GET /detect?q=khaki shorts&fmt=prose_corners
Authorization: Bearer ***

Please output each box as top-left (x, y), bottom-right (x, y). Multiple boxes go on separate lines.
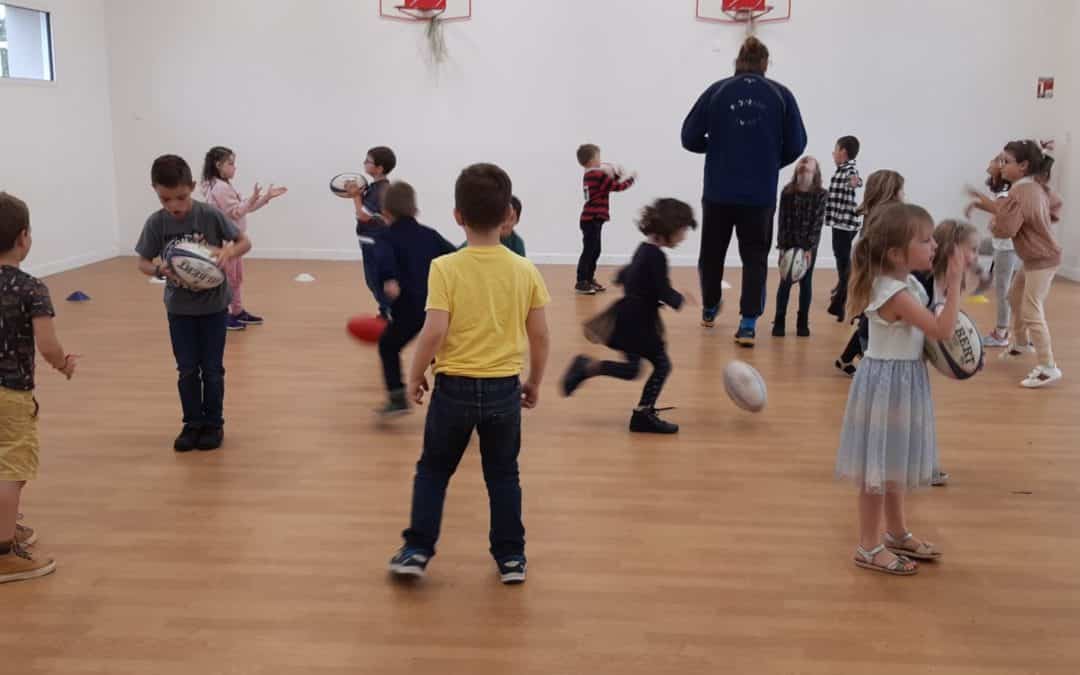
top-left (0, 388), bottom-right (39, 481)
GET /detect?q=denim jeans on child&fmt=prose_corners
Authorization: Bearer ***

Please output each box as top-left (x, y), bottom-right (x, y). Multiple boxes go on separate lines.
top-left (167, 311), bottom-right (227, 427)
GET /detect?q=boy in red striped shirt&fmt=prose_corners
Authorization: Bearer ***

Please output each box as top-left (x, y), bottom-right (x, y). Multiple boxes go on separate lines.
top-left (576, 144), bottom-right (636, 295)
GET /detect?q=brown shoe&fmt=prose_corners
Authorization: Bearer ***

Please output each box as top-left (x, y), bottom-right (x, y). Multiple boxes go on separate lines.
top-left (15, 523), bottom-right (37, 546)
top-left (0, 541), bottom-right (56, 584)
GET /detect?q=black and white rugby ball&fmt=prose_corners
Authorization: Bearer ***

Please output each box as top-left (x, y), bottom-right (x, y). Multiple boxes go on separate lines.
top-left (778, 248), bottom-right (809, 283)
top-left (923, 306), bottom-right (984, 380)
top-left (166, 241), bottom-right (225, 291)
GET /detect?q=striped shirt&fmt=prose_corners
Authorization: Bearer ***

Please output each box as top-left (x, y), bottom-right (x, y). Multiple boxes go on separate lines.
top-left (825, 160), bottom-right (862, 231)
top-left (581, 169), bottom-right (635, 224)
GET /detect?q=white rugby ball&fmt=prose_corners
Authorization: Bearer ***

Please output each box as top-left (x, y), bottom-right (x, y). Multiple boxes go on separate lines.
top-left (923, 306), bottom-right (984, 380)
top-left (166, 241), bottom-right (225, 291)
top-left (778, 248), bottom-right (808, 283)
top-left (723, 360), bottom-right (767, 413)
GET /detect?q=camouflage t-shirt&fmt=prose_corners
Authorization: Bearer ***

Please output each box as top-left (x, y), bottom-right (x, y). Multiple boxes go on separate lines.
top-left (0, 265), bottom-right (55, 391)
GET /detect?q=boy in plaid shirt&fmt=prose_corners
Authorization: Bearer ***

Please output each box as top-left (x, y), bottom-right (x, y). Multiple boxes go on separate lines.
top-left (825, 135), bottom-right (862, 321)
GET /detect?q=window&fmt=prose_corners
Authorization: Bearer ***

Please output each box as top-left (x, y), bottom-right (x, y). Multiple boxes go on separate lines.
top-left (0, 4), bottom-right (54, 81)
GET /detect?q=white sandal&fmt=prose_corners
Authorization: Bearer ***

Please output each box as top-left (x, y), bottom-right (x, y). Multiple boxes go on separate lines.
top-left (884, 531), bottom-right (942, 561)
top-left (854, 544), bottom-right (917, 576)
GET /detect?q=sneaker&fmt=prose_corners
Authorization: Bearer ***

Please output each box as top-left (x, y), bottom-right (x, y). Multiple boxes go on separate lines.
top-left (629, 407), bottom-right (679, 434)
top-left (931, 470), bottom-right (950, 487)
top-left (982, 329), bottom-right (1010, 348)
top-left (701, 305), bottom-right (720, 328)
top-left (497, 556), bottom-right (527, 585)
top-left (0, 541), bottom-right (56, 584)
top-left (771, 322), bottom-right (785, 337)
top-left (226, 314), bottom-right (247, 331)
top-left (14, 522), bottom-right (37, 547)
top-left (796, 319), bottom-right (810, 338)
top-left (389, 548), bottom-right (429, 578)
top-left (734, 326), bottom-right (756, 347)
top-left (835, 359), bottom-right (857, 377)
top-left (1021, 365), bottom-right (1063, 389)
top-left (376, 390), bottom-right (410, 418)
top-left (237, 311), bottom-right (264, 326)
top-left (561, 355), bottom-right (590, 397)
top-left (196, 426), bottom-right (224, 451)
top-left (590, 279), bottom-right (607, 293)
top-left (174, 424), bottom-right (202, 452)
top-left (575, 281), bottom-right (597, 295)
top-left (1000, 344), bottom-right (1035, 361)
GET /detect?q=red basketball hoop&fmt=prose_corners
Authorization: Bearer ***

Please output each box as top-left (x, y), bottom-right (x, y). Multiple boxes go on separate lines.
top-left (395, 0), bottom-right (446, 20)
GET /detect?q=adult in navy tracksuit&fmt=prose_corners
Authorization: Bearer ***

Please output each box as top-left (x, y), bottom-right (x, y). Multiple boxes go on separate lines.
top-left (372, 181), bottom-right (456, 416)
top-left (681, 36), bottom-right (807, 347)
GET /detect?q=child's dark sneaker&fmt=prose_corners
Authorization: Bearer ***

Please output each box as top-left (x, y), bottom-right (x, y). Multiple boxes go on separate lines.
top-left (575, 281), bottom-right (596, 295)
top-left (389, 548), bottom-right (429, 578)
top-left (174, 424), bottom-right (202, 452)
top-left (0, 541), bottom-right (55, 584)
top-left (196, 426), bottom-right (224, 451)
top-left (226, 314), bottom-right (247, 331)
top-left (796, 316), bottom-right (810, 337)
top-left (590, 279), bottom-right (607, 293)
top-left (238, 311), bottom-right (263, 326)
top-left (497, 556), bottom-right (527, 584)
top-left (835, 359), bottom-right (857, 377)
top-left (561, 355), bottom-right (591, 397)
top-left (377, 390), bottom-right (410, 418)
top-left (701, 304), bottom-right (720, 327)
top-left (629, 407), bottom-right (679, 434)
top-left (771, 322), bottom-right (785, 337)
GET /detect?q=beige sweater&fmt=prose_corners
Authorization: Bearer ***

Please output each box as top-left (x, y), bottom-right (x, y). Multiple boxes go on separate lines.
top-left (991, 179), bottom-right (1062, 270)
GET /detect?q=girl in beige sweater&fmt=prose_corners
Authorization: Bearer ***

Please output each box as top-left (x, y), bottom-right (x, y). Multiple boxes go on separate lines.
top-left (969, 140), bottom-right (1063, 388)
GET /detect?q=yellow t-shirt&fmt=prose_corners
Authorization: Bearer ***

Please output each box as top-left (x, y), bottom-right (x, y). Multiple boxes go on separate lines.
top-left (426, 245), bottom-right (550, 378)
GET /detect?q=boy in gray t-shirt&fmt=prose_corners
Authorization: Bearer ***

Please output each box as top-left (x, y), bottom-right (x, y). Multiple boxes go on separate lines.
top-left (135, 155), bottom-right (250, 452)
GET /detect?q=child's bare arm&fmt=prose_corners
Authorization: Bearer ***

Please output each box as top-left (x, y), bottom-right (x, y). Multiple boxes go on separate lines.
top-left (407, 310), bottom-right (450, 404)
top-left (523, 307), bottom-right (550, 409)
top-left (32, 316), bottom-right (76, 378)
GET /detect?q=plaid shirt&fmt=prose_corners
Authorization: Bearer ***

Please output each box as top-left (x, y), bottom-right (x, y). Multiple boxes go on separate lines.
top-left (825, 160), bottom-right (862, 231)
top-left (777, 189), bottom-right (827, 251)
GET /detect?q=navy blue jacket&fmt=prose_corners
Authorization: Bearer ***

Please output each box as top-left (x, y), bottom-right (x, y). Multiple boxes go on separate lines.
top-left (682, 72), bottom-right (807, 208)
top-left (373, 217), bottom-right (456, 316)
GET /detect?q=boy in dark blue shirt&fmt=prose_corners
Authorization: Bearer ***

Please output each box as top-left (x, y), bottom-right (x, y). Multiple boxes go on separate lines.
top-left (372, 181), bottom-right (456, 417)
top-left (347, 146), bottom-right (396, 319)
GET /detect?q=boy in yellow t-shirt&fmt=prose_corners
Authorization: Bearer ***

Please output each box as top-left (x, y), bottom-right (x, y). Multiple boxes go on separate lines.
top-left (389, 164), bottom-right (551, 585)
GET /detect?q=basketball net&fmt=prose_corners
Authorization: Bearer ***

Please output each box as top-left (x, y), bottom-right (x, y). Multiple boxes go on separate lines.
top-left (397, 6), bottom-right (449, 62)
top-left (724, 6), bottom-right (773, 35)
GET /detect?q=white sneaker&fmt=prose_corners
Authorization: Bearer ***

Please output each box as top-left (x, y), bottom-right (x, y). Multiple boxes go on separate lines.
top-left (1021, 365), bottom-right (1063, 388)
top-left (982, 331), bottom-right (1010, 348)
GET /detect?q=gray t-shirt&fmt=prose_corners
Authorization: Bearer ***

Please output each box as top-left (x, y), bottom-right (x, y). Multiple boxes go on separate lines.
top-left (135, 200), bottom-right (241, 316)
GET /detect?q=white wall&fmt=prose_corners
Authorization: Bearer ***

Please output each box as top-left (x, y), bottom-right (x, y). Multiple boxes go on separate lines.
top-left (104, 0), bottom-right (1067, 268)
top-left (0, 0), bottom-right (118, 277)
top-left (1056, 2), bottom-right (1080, 280)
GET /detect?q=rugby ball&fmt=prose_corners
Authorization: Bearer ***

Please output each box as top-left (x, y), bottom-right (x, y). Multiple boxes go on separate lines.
top-left (923, 306), bottom-right (984, 380)
top-left (330, 172), bottom-right (368, 199)
top-left (166, 241), bottom-right (224, 291)
top-left (723, 360), bottom-right (767, 413)
top-left (778, 248), bottom-right (809, 283)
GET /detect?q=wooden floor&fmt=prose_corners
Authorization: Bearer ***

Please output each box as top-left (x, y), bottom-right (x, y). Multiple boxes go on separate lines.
top-left (6, 257), bottom-right (1080, 674)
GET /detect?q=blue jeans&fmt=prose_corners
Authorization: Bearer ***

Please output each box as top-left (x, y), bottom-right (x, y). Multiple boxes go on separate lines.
top-left (360, 242), bottom-right (390, 316)
top-left (403, 375), bottom-right (524, 561)
top-left (167, 312), bottom-right (227, 427)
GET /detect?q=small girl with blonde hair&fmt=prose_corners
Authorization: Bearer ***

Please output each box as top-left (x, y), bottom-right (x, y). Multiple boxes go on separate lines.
top-left (835, 202), bottom-right (966, 575)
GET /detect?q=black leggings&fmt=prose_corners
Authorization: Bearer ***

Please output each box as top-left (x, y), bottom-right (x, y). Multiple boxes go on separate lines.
top-left (594, 351), bottom-right (672, 408)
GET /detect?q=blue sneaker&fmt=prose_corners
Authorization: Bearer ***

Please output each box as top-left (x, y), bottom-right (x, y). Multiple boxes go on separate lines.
top-left (389, 548), bottom-right (429, 578)
top-left (701, 305), bottom-right (720, 327)
top-left (734, 326), bottom-right (756, 347)
top-left (226, 314), bottom-right (246, 331)
top-left (497, 556), bottom-right (527, 584)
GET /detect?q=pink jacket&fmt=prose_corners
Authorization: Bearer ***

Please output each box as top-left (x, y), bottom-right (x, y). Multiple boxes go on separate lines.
top-left (201, 179), bottom-right (271, 232)
top-left (991, 179), bottom-right (1062, 270)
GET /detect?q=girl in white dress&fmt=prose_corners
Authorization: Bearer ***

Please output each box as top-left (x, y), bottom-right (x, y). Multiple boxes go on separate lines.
top-left (835, 203), bottom-right (965, 576)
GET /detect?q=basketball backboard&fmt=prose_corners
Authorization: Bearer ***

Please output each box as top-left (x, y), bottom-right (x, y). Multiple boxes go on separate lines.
top-left (379, 0), bottom-right (472, 22)
top-left (697, 0), bottom-right (792, 24)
